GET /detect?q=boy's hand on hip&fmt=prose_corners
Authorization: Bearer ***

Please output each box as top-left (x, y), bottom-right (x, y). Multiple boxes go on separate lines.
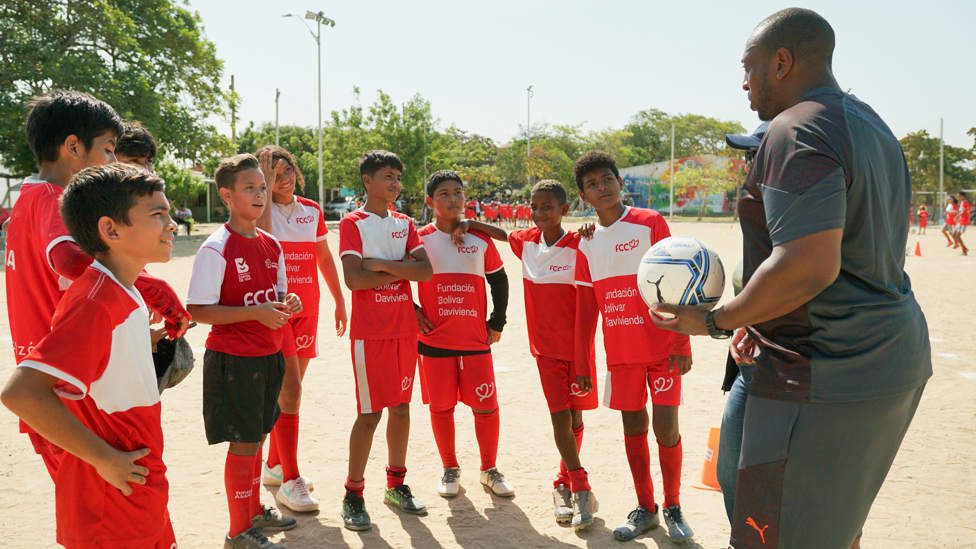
top-left (256, 302), bottom-right (292, 329)
top-left (668, 354), bottom-right (693, 375)
top-left (415, 308), bottom-right (434, 334)
top-left (95, 447), bottom-right (151, 496)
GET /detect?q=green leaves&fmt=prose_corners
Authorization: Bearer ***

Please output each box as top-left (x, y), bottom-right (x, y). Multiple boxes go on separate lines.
top-left (900, 130), bottom-right (974, 195)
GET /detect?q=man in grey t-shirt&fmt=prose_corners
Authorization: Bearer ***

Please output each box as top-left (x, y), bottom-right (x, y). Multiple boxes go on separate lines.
top-left (650, 8), bottom-right (930, 549)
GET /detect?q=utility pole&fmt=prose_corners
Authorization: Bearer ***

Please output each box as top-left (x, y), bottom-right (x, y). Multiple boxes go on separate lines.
top-left (275, 89), bottom-right (280, 147)
top-left (526, 85), bottom-right (533, 187)
top-left (939, 117), bottom-right (944, 221)
top-left (230, 75), bottom-right (237, 144)
top-left (669, 120), bottom-right (675, 222)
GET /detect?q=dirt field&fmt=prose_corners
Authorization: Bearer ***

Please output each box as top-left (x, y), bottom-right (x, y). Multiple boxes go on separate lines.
top-left (0, 220), bottom-right (972, 548)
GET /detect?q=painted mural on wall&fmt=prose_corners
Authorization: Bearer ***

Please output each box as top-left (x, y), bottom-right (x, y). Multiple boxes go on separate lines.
top-left (618, 154), bottom-right (745, 214)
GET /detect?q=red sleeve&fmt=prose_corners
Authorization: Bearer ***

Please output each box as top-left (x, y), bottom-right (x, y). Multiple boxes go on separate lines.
top-left (406, 220), bottom-right (423, 255)
top-left (507, 229), bottom-right (524, 259)
top-left (134, 269), bottom-right (191, 339)
top-left (338, 217), bottom-right (362, 258)
top-left (575, 284), bottom-right (599, 376)
top-left (315, 203), bottom-right (329, 240)
top-left (484, 238), bottom-right (503, 274)
top-left (574, 245), bottom-right (593, 286)
top-left (49, 240), bottom-right (94, 280)
top-left (651, 212), bottom-right (673, 244)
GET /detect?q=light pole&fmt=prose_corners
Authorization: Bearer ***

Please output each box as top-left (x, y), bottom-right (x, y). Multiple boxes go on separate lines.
top-left (284, 10), bottom-right (335, 208)
top-left (526, 85), bottom-right (533, 186)
top-left (275, 88), bottom-right (280, 147)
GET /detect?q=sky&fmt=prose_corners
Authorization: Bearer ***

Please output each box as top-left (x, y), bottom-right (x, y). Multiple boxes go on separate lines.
top-left (187, 0), bottom-right (976, 151)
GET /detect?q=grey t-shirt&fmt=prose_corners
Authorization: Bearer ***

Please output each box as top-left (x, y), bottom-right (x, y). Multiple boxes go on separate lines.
top-left (738, 87), bottom-right (931, 402)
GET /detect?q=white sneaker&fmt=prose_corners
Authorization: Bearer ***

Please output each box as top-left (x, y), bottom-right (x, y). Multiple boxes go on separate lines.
top-left (275, 477), bottom-right (318, 512)
top-left (263, 463), bottom-right (313, 491)
top-left (438, 467), bottom-right (461, 498)
top-left (480, 467), bottom-right (515, 497)
top-left (552, 484), bottom-right (573, 523)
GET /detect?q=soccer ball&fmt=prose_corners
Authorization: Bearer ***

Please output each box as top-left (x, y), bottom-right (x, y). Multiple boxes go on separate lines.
top-left (637, 236), bottom-right (725, 319)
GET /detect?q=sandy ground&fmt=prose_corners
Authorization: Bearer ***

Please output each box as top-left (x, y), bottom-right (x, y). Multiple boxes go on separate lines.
top-left (0, 220), bottom-right (973, 549)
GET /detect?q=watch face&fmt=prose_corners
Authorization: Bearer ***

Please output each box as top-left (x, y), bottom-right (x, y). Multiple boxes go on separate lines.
top-left (712, 332), bottom-right (732, 340)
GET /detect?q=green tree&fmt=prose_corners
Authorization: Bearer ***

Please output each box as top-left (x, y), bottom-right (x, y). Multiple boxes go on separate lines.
top-left (672, 161), bottom-right (738, 221)
top-left (899, 130), bottom-right (974, 195)
top-left (0, 0), bottom-right (235, 175)
top-left (624, 109), bottom-right (746, 165)
top-left (156, 161), bottom-right (204, 208)
top-left (367, 91), bottom-right (436, 196)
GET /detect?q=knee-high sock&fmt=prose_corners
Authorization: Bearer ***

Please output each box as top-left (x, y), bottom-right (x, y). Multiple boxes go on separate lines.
top-left (658, 437), bottom-right (682, 508)
top-left (473, 409), bottom-right (500, 471)
top-left (275, 413), bottom-right (300, 482)
top-left (266, 427), bottom-right (280, 468)
top-left (249, 453), bottom-right (263, 518)
top-left (555, 423), bottom-right (585, 488)
top-left (430, 407), bottom-right (459, 468)
top-left (624, 430), bottom-right (656, 510)
top-left (224, 453), bottom-right (255, 538)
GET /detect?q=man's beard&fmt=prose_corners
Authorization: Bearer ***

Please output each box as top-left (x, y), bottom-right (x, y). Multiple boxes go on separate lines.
top-left (753, 72), bottom-right (778, 122)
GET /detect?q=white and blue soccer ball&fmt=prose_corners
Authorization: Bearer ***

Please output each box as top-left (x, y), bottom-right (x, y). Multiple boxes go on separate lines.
top-left (637, 236), bottom-right (725, 319)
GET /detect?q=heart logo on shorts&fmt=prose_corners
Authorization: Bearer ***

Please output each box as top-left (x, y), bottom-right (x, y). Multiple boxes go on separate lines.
top-left (295, 335), bottom-right (314, 350)
top-left (475, 382), bottom-right (494, 402)
top-left (653, 377), bottom-right (673, 395)
top-left (570, 383), bottom-right (589, 397)
top-left (401, 376), bottom-right (412, 391)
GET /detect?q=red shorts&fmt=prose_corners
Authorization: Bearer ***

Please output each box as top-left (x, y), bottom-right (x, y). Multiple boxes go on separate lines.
top-left (148, 515), bottom-right (177, 549)
top-left (281, 315), bottom-right (318, 359)
top-left (536, 356), bottom-right (598, 414)
top-left (351, 336), bottom-right (417, 414)
top-left (418, 353), bottom-right (498, 411)
top-left (603, 361), bottom-right (682, 411)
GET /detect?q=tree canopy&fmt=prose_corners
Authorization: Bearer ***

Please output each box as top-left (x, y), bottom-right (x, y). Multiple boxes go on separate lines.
top-left (899, 130), bottom-right (974, 195)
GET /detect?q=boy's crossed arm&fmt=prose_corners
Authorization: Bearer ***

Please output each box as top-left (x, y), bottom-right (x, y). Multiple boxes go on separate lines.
top-left (187, 293), bottom-right (301, 330)
top-left (341, 248), bottom-right (433, 291)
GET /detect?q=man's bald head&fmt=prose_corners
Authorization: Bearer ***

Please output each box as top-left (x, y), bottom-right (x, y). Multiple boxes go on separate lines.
top-left (751, 8), bottom-right (835, 68)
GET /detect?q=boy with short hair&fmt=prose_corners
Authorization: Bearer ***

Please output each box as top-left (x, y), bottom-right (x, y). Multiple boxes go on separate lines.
top-left (338, 150), bottom-right (433, 531)
top-left (187, 154), bottom-right (302, 549)
top-left (572, 151), bottom-right (695, 542)
top-left (5, 90), bottom-right (187, 482)
top-left (2, 164), bottom-right (180, 548)
top-left (115, 120), bottom-right (157, 171)
top-left (954, 191), bottom-right (969, 255)
top-left (414, 170), bottom-right (514, 500)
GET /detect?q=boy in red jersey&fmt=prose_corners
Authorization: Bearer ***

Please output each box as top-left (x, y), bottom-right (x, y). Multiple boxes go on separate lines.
top-left (954, 191), bottom-right (970, 255)
top-left (573, 151), bottom-right (694, 542)
top-left (254, 145), bottom-right (347, 513)
top-left (4, 90), bottom-right (188, 482)
top-left (412, 171), bottom-right (514, 501)
top-left (338, 150), bottom-right (433, 531)
top-left (2, 164), bottom-right (180, 548)
top-left (918, 205), bottom-right (929, 235)
top-left (187, 154), bottom-right (303, 549)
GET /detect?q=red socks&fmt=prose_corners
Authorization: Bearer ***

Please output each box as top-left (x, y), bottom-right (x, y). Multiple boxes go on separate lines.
top-left (344, 477), bottom-right (365, 498)
top-left (275, 413), bottom-right (300, 483)
top-left (473, 409), bottom-right (500, 471)
top-left (624, 430), bottom-right (656, 510)
top-left (386, 466), bottom-right (407, 489)
top-left (266, 429), bottom-right (280, 468)
top-left (224, 453), bottom-right (255, 538)
top-left (568, 467), bottom-right (591, 493)
top-left (250, 453), bottom-right (263, 518)
top-left (555, 423), bottom-right (585, 488)
top-left (658, 438), bottom-right (683, 508)
top-left (430, 407), bottom-right (459, 468)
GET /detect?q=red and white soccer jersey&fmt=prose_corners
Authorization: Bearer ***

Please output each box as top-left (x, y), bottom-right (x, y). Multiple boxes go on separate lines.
top-left (575, 207), bottom-right (691, 368)
top-left (271, 196), bottom-right (327, 318)
top-left (339, 209), bottom-right (423, 340)
top-left (20, 261), bottom-right (170, 548)
top-left (187, 224), bottom-right (288, 356)
top-left (416, 226), bottom-right (503, 351)
top-left (960, 200), bottom-right (971, 226)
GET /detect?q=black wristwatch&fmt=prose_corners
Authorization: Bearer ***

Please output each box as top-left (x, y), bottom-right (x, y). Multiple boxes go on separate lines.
top-left (706, 309), bottom-right (734, 339)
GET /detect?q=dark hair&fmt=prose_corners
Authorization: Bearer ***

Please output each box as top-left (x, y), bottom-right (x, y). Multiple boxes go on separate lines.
top-left (753, 8), bottom-right (835, 67)
top-left (255, 144), bottom-right (306, 191)
top-left (948, 196), bottom-right (958, 205)
top-left (573, 151), bottom-right (619, 190)
top-left (116, 121), bottom-right (158, 163)
top-left (25, 90), bottom-right (124, 168)
top-left (531, 179), bottom-right (568, 205)
top-left (214, 154), bottom-right (260, 190)
top-left (958, 191), bottom-right (967, 200)
top-left (426, 170), bottom-right (463, 197)
top-left (61, 164), bottom-right (166, 256)
top-left (359, 150), bottom-right (404, 179)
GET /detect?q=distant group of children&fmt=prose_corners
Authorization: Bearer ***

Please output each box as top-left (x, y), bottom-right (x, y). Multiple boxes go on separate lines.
top-left (2, 89), bottom-right (697, 549)
top-left (466, 198), bottom-right (532, 228)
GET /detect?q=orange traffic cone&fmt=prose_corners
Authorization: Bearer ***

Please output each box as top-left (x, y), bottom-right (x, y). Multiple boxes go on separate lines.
top-left (691, 425), bottom-right (722, 492)
top-left (914, 242), bottom-right (922, 256)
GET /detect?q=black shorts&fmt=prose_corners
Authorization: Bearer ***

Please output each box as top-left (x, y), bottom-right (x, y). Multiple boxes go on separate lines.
top-left (203, 349), bottom-right (285, 445)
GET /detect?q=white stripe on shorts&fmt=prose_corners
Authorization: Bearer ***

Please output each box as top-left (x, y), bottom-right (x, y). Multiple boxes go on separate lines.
top-left (354, 340), bottom-right (372, 414)
top-left (602, 370), bottom-right (613, 408)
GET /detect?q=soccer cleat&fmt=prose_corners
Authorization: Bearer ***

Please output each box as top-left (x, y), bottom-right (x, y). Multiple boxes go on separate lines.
top-left (275, 477), bottom-right (318, 512)
top-left (613, 504), bottom-right (660, 541)
top-left (480, 467), bottom-right (515, 497)
top-left (251, 504), bottom-right (297, 532)
top-left (224, 526), bottom-right (284, 549)
top-left (263, 463), bottom-right (313, 491)
top-left (662, 505), bottom-right (695, 541)
top-left (552, 485), bottom-right (573, 523)
top-left (438, 467), bottom-right (461, 498)
top-left (341, 493), bottom-right (371, 531)
top-left (384, 484), bottom-right (428, 514)
top-left (572, 490), bottom-right (599, 531)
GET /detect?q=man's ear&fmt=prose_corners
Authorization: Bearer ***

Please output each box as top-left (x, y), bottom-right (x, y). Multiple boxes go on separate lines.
top-left (97, 216), bottom-right (120, 245)
top-left (774, 47), bottom-right (794, 79)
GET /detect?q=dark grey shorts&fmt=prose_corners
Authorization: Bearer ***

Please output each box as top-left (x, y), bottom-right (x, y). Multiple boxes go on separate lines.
top-left (202, 350), bottom-right (285, 445)
top-left (730, 383), bottom-right (925, 549)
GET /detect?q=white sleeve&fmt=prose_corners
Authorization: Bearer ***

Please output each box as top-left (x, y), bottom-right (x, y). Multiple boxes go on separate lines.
top-left (186, 246), bottom-right (226, 305)
top-left (277, 248), bottom-right (288, 295)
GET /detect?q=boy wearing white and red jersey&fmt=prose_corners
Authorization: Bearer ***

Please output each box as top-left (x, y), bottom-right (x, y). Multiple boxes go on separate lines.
top-left (412, 170), bottom-right (514, 501)
top-left (338, 150), bottom-right (433, 531)
top-left (254, 145), bottom-right (348, 513)
top-left (573, 151), bottom-right (695, 543)
top-left (2, 165), bottom-right (179, 548)
top-left (954, 191), bottom-right (970, 255)
top-left (187, 154), bottom-right (303, 549)
top-left (4, 90), bottom-right (188, 483)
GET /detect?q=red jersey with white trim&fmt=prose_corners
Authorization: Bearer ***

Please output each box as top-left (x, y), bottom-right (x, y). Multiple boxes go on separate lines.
top-left (271, 196), bottom-right (328, 318)
top-left (945, 204), bottom-right (957, 225)
top-left (339, 209), bottom-right (424, 340)
top-left (509, 228), bottom-right (580, 361)
top-left (416, 226), bottom-right (503, 352)
top-left (575, 207), bottom-right (691, 367)
top-left (959, 200), bottom-right (971, 226)
top-left (20, 262), bottom-right (169, 548)
top-left (187, 224), bottom-right (288, 356)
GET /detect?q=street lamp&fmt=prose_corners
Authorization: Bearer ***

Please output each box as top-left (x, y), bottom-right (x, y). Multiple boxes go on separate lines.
top-left (284, 10), bottom-right (335, 208)
top-left (526, 85), bottom-right (533, 186)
